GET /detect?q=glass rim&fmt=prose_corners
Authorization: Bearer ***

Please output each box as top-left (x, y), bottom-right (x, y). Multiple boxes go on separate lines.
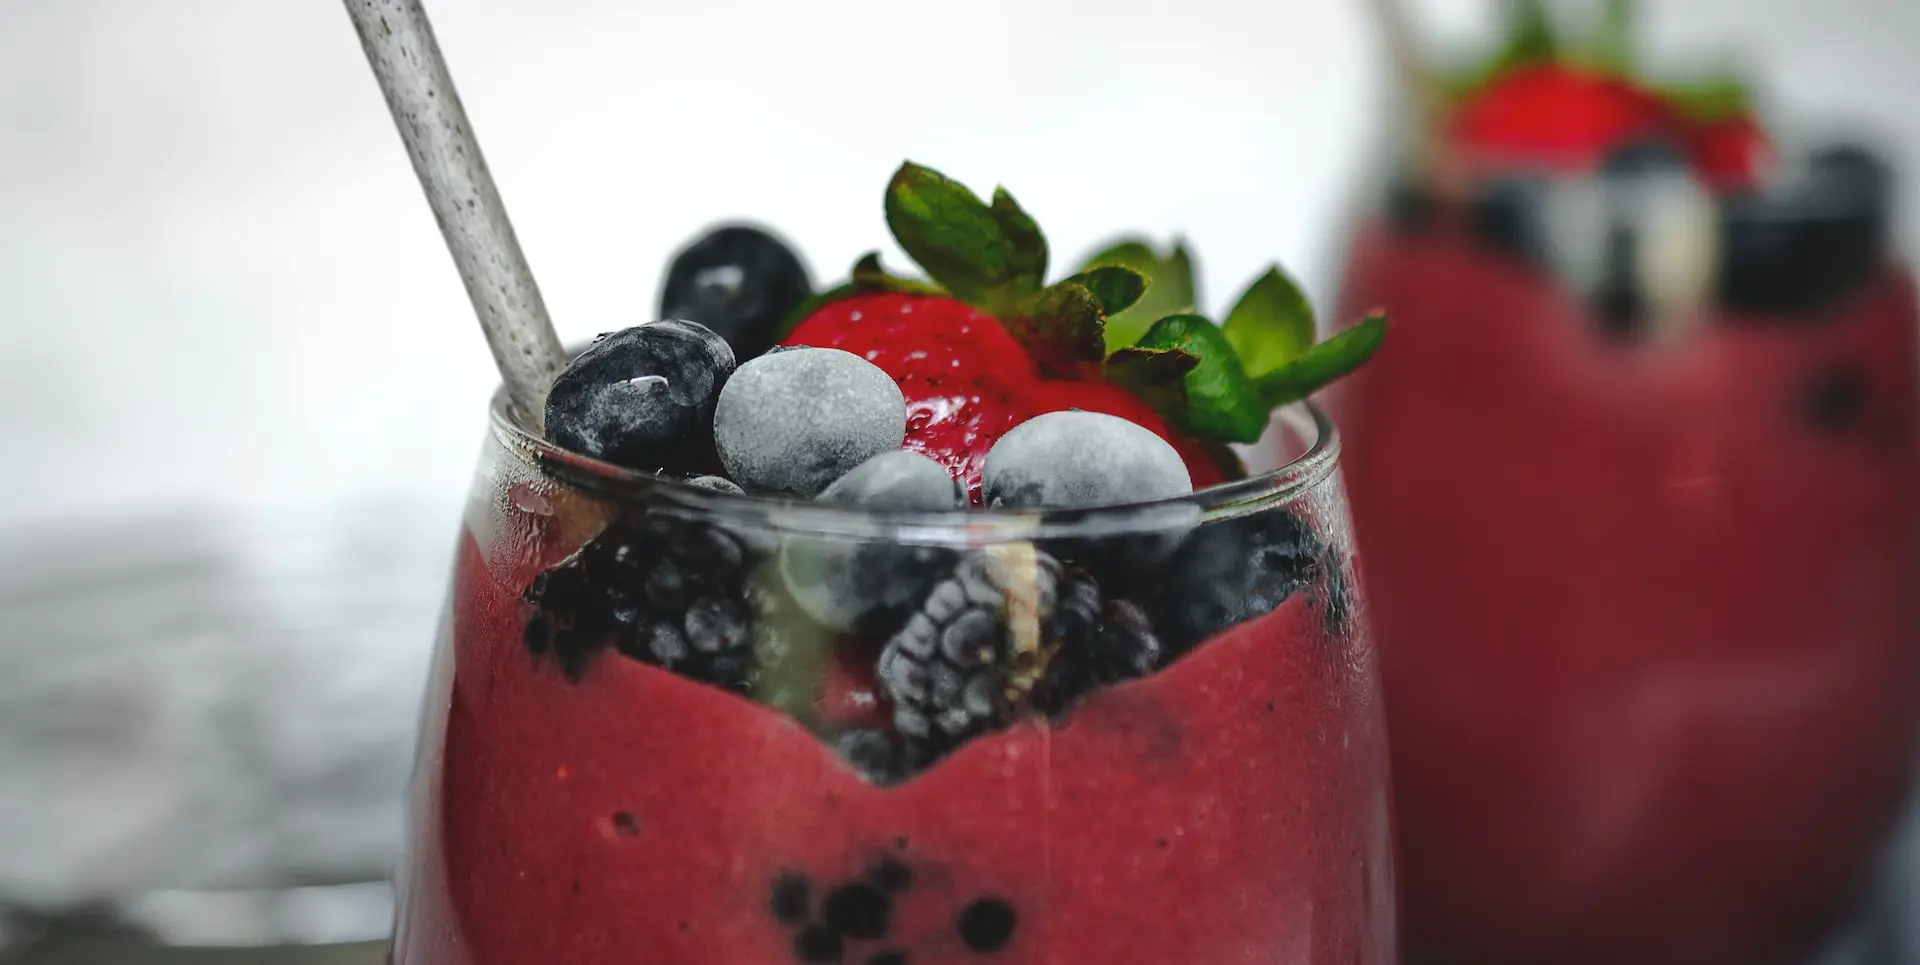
top-left (488, 385), bottom-right (1342, 541)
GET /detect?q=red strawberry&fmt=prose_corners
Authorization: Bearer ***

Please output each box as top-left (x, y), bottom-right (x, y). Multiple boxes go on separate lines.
top-left (784, 292), bottom-right (1231, 502)
top-left (785, 292), bottom-right (1037, 503)
top-left (1450, 64), bottom-right (1675, 172)
top-left (1688, 114), bottom-right (1771, 192)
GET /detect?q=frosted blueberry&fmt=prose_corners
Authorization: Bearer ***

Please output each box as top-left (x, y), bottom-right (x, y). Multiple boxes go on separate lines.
top-left (543, 319), bottom-right (736, 474)
top-left (714, 348), bottom-right (907, 497)
top-left (818, 450), bottom-right (963, 510)
top-left (982, 411), bottom-right (1192, 509)
top-left (782, 451), bottom-right (960, 633)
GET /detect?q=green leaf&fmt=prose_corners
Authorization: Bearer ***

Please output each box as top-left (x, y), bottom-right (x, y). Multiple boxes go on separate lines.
top-left (1131, 314), bottom-right (1268, 444)
top-left (1660, 72), bottom-right (1753, 122)
top-left (1013, 281), bottom-right (1109, 372)
top-left (1079, 237), bottom-right (1199, 352)
top-left (1104, 345), bottom-right (1200, 423)
top-left (1590, 0), bottom-right (1635, 73)
top-left (1495, 0), bottom-right (1558, 70)
top-left (1222, 266), bottom-right (1317, 379)
top-left (884, 161), bottom-right (1013, 305)
top-left (1255, 313), bottom-right (1390, 408)
top-left (990, 187), bottom-right (1048, 300)
top-left (1062, 266), bottom-right (1148, 317)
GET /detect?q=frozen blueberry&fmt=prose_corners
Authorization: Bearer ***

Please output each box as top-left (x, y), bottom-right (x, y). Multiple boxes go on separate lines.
top-left (818, 451), bottom-right (963, 510)
top-left (659, 224), bottom-right (813, 360)
top-left (1599, 139), bottom-right (1691, 178)
top-left (1470, 173), bottom-right (1554, 266)
top-left (715, 348), bottom-right (908, 497)
top-left (783, 450), bottom-right (961, 633)
top-left (1722, 144), bottom-right (1892, 316)
top-left (982, 411), bottom-right (1191, 510)
top-left (544, 320), bottom-right (736, 474)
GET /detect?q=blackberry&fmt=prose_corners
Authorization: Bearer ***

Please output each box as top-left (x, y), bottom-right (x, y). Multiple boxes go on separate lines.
top-left (874, 548), bottom-right (1065, 758)
top-left (1034, 585), bottom-right (1163, 715)
top-left (875, 549), bottom-right (1164, 765)
top-left (522, 506), bottom-right (775, 691)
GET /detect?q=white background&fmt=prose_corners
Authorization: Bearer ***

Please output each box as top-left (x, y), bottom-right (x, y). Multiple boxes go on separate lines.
top-left (2, 0), bottom-right (1918, 528)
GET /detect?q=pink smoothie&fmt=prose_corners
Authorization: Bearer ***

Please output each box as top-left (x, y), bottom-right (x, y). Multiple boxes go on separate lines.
top-left (1333, 219), bottom-right (1920, 965)
top-left (393, 519), bottom-right (1396, 965)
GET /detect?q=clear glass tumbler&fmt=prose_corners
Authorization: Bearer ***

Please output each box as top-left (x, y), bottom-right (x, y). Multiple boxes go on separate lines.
top-left (391, 394), bottom-right (1397, 965)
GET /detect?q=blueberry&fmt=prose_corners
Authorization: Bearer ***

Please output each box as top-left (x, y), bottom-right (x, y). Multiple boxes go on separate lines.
top-left (982, 411), bottom-right (1191, 510)
top-left (660, 224), bottom-right (813, 360)
top-left (783, 451), bottom-right (961, 633)
top-left (1140, 510), bottom-right (1323, 656)
top-left (1469, 173), bottom-right (1554, 266)
top-left (1721, 143), bottom-right (1892, 316)
top-left (1599, 139), bottom-right (1691, 178)
top-left (715, 348), bottom-right (908, 497)
top-left (818, 451), bottom-right (963, 511)
top-left (544, 320), bottom-right (736, 474)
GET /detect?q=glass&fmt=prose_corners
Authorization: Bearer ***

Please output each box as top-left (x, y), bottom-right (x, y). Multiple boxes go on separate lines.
top-left (1330, 137), bottom-right (1920, 965)
top-left (390, 392), bottom-right (1397, 965)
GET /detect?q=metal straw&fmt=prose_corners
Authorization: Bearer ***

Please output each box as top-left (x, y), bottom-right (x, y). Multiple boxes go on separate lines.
top-left (343, 0), bottom-right (568, 431)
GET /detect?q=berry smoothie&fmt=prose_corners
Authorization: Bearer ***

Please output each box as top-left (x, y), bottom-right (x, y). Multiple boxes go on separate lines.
top-left (393, 163), bottom-right (1398, 964)
top-left (1328, 8), bottom-right (1920, 964)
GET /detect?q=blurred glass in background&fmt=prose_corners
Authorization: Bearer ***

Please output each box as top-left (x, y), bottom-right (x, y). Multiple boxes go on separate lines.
top-left (0, 0), bottom-right (1915, 961)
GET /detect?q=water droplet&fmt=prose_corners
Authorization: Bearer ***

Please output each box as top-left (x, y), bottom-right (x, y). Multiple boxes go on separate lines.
top-left (509, 484), bottom-right (554, 516)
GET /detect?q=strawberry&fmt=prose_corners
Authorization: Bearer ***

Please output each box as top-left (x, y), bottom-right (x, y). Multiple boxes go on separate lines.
top-left (1436, 2), bottom-right (1771, 192)
top-left (787, 292), bottom-right (1234, 502)
top-left (777, 162), bottom-right (1387, 506)
top-left (1449, 64), bottom-right (1674, 172)
top-left (1687, 114), bottom-right (1771, 192)
top-left (785, 292), bottom-right (1038, 502)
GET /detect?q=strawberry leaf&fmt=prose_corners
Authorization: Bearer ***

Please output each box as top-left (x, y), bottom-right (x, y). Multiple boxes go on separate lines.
top-left (1064, 266), bottom-right (1149, 317)
top-left (1660, 71), bottom-right (1754, 122)
top-left (1590, 0), bottom-right (1635, 73)
top-left (991, 187), bottom-right (1049, 300)
top-left (1131, 314), bottom-right (1268, 444)
top-left (885, 161), bottom-right (1014, 305)
top-left (1014, 281), bottom-right (1110, 373)
top-left (1079, 238), bottom-right (1199, 352)
top-left (1105, 345), bottom-right (1200, 419)
top-left (1255, 313), bottom-right (1389, 408)
top-left (1222, 265), bottom-right (1317, 379)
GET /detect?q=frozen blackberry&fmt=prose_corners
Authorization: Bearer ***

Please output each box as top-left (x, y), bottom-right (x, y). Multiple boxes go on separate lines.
top-left (874, 549), bottom-right (1161, 765)
top-left (522, 506), bottom-right (775, 691)
top-left (875, 548), bottom-right (1066, 759)
top-left (1034, 587), bottom-right (1164, 715)
top-left (1141, 510), bottom-right (1324, 656)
